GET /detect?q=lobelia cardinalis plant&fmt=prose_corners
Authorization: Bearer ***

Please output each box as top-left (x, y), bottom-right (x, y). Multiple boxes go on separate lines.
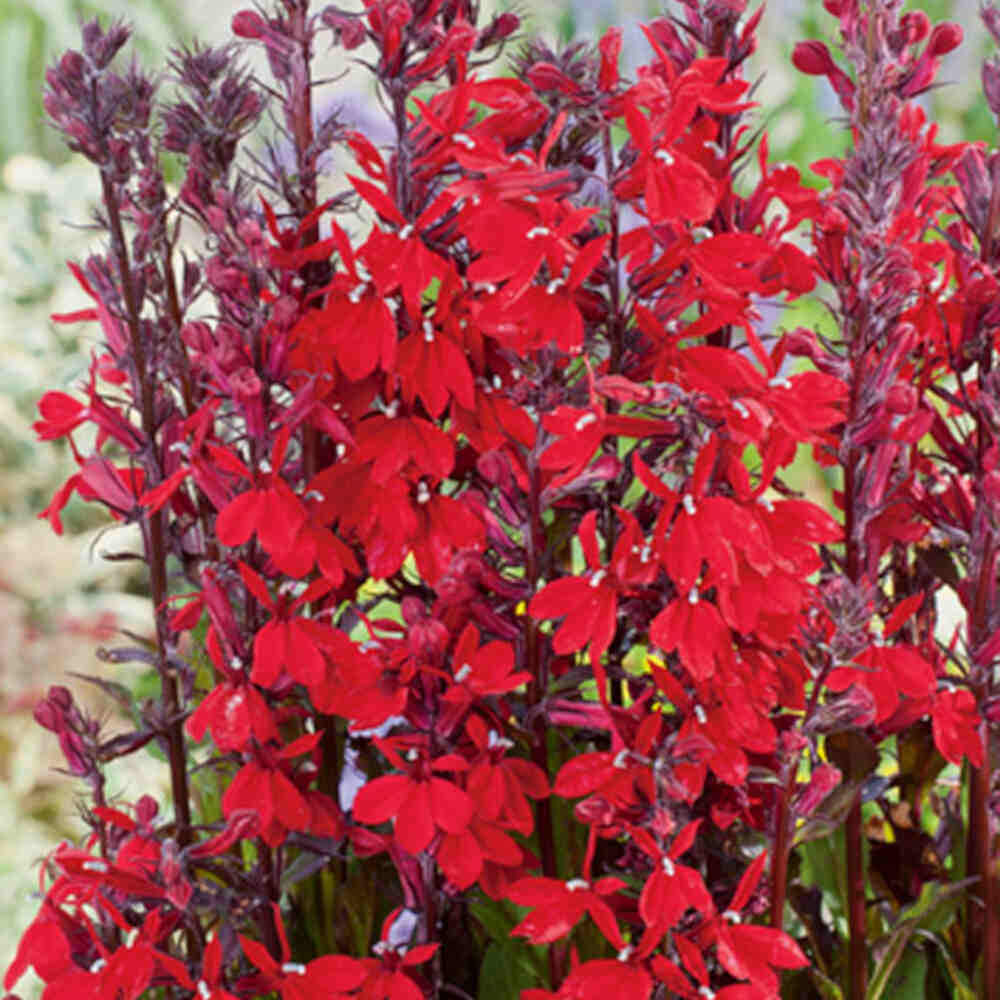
top-left (6, 0), bottom-right (1000, 998)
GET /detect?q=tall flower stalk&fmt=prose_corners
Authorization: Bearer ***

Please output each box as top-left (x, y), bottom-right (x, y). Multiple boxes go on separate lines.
top-left (787, 3), bottom-right (964, 997)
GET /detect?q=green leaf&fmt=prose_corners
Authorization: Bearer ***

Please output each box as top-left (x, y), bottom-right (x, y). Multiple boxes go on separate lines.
top-left (896, 878), bottom-right (974, 933)
top-left (809, 966), bottom-right (845, 1000)
top-left (469, 896), bottom-right (520, 943)
top-left (469, 898), bottom-right (548, 981)
top-left (478, 941), bottom-right (539, 1000)
top-left (873, 948), bottom-right (928, 1000)
top-left (866, 880), bottom-right (975, 1000)
top-left (927, 931), bottom-right (976, 1000)
top-left (798, 828), bottom-right (847, 919)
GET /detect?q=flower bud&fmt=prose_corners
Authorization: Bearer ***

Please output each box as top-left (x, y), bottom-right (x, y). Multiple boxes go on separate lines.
top-left (792, 40), bottom-right (836, 76)
top-left (598, 27), bottom-right (622, 91)
top-left (322, 9), bottom-right (367, 50)
top-left (899, 11), bottom-right (930, 45)
top-left (986, 5), bottom-right (1000, 47)
top-left (59, 50), bottom-right (86, 85)
top-left (232, 11), bottom-right (267, 39)
top-left (795, 763), bottom-right (842, 816)
top-left (926, 22), bottom-right (962, 58)
top-left (885, 382), bottom-right (917, 415)
top-left (984, 59), bottom-right (1000, 120)
top-left (479, 12), bottom-right (519, 48)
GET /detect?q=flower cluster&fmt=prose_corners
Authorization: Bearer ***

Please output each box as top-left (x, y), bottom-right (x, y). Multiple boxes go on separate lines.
top-left (7, 1), bottom-right (1000, 999)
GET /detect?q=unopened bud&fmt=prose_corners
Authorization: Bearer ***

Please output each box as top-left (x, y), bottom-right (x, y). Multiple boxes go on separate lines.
top-left (232, 10), bottom-right (268, 38)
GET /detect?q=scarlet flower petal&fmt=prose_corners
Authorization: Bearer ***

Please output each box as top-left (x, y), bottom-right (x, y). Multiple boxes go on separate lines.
top-left (429, 777), bottom-right (475, 834)
top-left (396, 780), bottom-right (436, 854)
top-left (352, 774), bottom-right (411, 825)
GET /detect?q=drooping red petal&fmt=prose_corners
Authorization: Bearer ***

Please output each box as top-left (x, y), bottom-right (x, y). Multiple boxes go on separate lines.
top-left (395, 779), bottom-right (436, 854)
top-left (437, 830), bottom-right (483, 889)
top-left (216, 490), bottom-right (263, 547)
top-left (429, 777), bottom-right (475, 834)
top-left (352, 774), bottom-right (411, 825)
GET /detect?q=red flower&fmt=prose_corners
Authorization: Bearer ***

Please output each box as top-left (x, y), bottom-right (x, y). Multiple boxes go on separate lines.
top-left (932, 688), bottom-right (984, 767)
top-left (628, 820), bottom-right (714, 938)
top-left (221, 733), bottom-right (321, 846)
top-left (214, 430), bottom-right (309, 561)
top-left (186, 676), bottom-right (278, 752)
top-left (436, 815), bottom-right (522, 889)
top-left (354, 410), bottom-right (455, 484)
top-left (615, 91), bottom-right (720, 225)
top-left (3, 904), bottom-right (73, 994)
top-left (464, 715), bottom-right (549, 836)
top-left (239, 562), bottom-right (340, 692)
top-left (352, 742), bottom-right (475, 855)
top-left (240, 904), bottom-right (365, 1000)
top-left (694, 853), bottom-right (809, 993)
top-left (193, 933), bottom-right (241, 1000)
top-left (649, 589), bottom-right (733, 682)
top-left (354, 912), bottom-right (439, 1000)
top-left (506, 873), bottom-right (627, 948)
top-left (441, 623), bottom-right (528, 713)
top-left (529, 508), bottom-right (655, 667)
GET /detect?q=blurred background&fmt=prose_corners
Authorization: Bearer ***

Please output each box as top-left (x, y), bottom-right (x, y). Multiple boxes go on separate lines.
top-left (0, 0), bottom-right (992, 989)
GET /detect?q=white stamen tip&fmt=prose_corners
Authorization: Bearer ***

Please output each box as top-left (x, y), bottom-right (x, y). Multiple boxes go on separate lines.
top-left (282, 963), bottom-right (307, 976)
top-left (574, 413), bottom-right (598, 431)
top-left (197, 981), bottom-right (212, 999)
top-left (565, 878), bottom-right (589, 892)
top-left (455, 664), bottom-right (472, 683)
top-left (452, 133), bottom-right (476, 149)
top-left (732, 399), bottom-right (749, 418)
top-left (769, 376), bottom-right (792, 389)
top-left (655, 150), bottom-right (675, 165)
top-left (525, 227), bottom-right (551, 240)
top-left (662, 857), bottom-right (676, 876)
top-left (590, 569), bottom-right (607, 588)
top-left (688, 587), bottom-right (699, 605)
top-left (694, 704), bottom-right (707, 724)
top-left (83, 860), bottom-right (109, 873)
top-left (398, 225), bottom-right (414, 239)
top-left (90, 959), bottom-right (107, 974)
top-left (682, 494), bottom-right (696, 516)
